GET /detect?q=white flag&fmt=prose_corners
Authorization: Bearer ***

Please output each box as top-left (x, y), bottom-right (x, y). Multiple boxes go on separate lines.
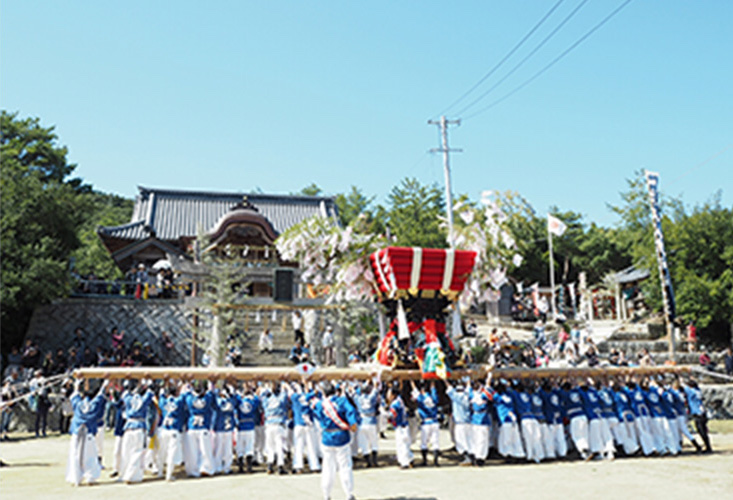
top-left (547, 214), bottom-right (567, 237)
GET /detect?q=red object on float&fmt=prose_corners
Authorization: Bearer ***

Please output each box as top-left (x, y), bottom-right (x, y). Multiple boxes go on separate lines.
top-left (369, 247), bottom-right (477, 295)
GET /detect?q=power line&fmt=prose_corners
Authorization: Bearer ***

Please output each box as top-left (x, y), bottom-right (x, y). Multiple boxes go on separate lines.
top-left (435, 0), bottom-right (566, 119)
top-left (454, 0), bottom-right (590, 117)
top-left (668, 143), bottom-right (733, 185)
top-left (464, 0), bottom-right (634, 120)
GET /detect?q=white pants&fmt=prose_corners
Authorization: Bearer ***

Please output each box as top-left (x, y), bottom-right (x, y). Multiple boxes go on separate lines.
top-left (421, 422), bottom-right (440, 451)
top-left (157, 429), bottom-right (183, 480)
top-left (394, 426), bottom-right (413, 467)
top-left (213, 430), bottom-right (234, 473)
top-left (546, 422), bottom-right (567, 458)
top-left (471, 424), bottom-right (489, 460)
top-left (265, 424), bottom-right (285, 467)
top-left (321, 444), bottom-right (353, 500)
top-left (635, 416), bottom-right (657, 455)
top-left (358, 423), bottom-right (379, 454)
top-left (521, 419), bottom-right (544, 463)
top-left (570, 416), bottom-right (590, 455)
top-left (408, 416), bottom-right (419, 444)
top-left (121, 428), bottom-right (147, 483)
top-left (294, 425), bottom-right (321, 471)
top-left (255, 426), bottom-right (265, 462)
top-left (612, 418), bottom-right (639, 455)
top-left (112, 435), bottom-right (123, 474)
top-left (598, 419), bottom-right (616, 458)
top-left (454, 422), bottom-right (471, 455)
top-left (236, 429), bottom-right (255, 457)
top-left (498, 422), bottom-right (525, 458)
top-left (675, 415), bottom-right (695, 444)
top-left (95, 427), bottom-right (104, 462)
top-left (184, 429), bottom-right (215, 477)
top-left (66, 429), bottom-right (101, 485)
top-left (652, 417), bottom-right (677, 455)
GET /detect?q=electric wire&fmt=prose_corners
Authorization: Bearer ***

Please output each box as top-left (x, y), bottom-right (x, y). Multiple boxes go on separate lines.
top-left (454, 0), bottom-right (591, 117)
top-left (435, 0), bottom-right (566, 119)
top-left (464, 0), bottom-right (634, 120)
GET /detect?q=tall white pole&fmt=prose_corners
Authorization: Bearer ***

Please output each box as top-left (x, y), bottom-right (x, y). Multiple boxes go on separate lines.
top-left (548, 224), bottom-right (557, 321)
top-left (428, 116), bottom-right (461, 249)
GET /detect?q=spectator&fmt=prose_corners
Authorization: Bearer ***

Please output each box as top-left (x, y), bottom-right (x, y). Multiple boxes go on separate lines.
top-left (723, 346), bottom-right (733, 376)
top-left (322, 326), bottom-right (335, 366)
top-left (293, 311), bottom-right (305, 345)
top-left (1, 378), bottom-right (18, 440)
top-left (638, 348), bottom-right (655, 367)
top-left (40, 352), bottom-right (55, 377)
top-left (81, 346), bottom-right (96, 367)
top-left (258, 329), bottom-right (273, 354)
top-left (699, 350), bottom-right (713, 371)
top-left (5, 347), bottom-right (22, 376)
top-left (159, 331), bottom-right (174, 365)
top-left (110, 327), bottom-right (125, 351)
top-left (289, 342), bottom-right (305, 364)
top-left (53, 348), bottom-right (68, 375)
top-left (687, 320), bottom-right (697, 352)
top-left (21, 339), bottom-right (41, 372)
top-left (58, 380), bottom-right (73, 434)
top-left (31, 372), bottom-right (51, 438)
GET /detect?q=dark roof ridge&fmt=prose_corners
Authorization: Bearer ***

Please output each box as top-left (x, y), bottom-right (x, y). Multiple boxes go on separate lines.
top-left (137, 185), bottom-right (336, 202)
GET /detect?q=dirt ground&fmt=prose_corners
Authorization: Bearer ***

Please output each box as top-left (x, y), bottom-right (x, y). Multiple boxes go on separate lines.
top-left (1, 422), bottom-right (732, 500)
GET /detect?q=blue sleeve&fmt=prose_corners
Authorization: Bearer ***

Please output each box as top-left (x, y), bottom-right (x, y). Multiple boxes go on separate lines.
top-left (345, 398), bottom-right (359, 426)
top-left (430, 386), bottom-right (438, 401)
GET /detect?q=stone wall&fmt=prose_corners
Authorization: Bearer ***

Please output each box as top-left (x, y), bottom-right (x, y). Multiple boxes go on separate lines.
top-left (25, 298), bottom-right (194, 365)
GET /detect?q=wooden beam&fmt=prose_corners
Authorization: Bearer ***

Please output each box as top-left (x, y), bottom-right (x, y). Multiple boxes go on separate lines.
top-left (73, 365), bottom-right (692, 382)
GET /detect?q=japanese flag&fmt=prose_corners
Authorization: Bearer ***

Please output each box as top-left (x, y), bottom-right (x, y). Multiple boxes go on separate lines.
top-left (548, 214), bottom-right (567, 237)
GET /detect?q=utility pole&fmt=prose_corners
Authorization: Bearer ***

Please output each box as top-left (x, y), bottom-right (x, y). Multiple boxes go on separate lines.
top-left (428, 116), bottom-right (462, 249)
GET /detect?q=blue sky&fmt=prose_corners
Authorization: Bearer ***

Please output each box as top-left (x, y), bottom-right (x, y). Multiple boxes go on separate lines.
top-left (2, 1), bottom-right (731, 227)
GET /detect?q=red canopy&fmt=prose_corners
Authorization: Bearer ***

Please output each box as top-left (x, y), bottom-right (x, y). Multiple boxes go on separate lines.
top-left (369, 247), bottom-right (477, 296)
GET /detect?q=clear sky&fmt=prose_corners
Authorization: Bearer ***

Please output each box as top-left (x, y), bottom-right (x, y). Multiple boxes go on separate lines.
top-left (2, 1), bottom-right (731, 227)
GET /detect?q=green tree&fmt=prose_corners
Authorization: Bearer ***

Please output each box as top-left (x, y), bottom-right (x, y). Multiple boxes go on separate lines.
top-left (386, 177), bottom-right (446, 248)
top-left (1, 111), bottom-right (91, 352)
top-left (334, 185), bottom-right (385, 234)
top-left (299, 183), bottom-right (323, 196)
top-left (71, 192), bottom-right (134, 279)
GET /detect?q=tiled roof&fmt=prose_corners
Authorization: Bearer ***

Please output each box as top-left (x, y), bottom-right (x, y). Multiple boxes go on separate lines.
top-left (613, 265), bottom-right (651, 284)
top-left (98, 186), bottom-right (339, 241)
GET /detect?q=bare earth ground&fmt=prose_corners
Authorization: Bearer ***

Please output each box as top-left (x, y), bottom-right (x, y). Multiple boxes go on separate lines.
top-left (1, 422), bottom-right (732, 500)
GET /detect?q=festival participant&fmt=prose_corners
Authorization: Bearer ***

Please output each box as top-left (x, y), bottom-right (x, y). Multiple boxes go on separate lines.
top-left (234, 382), bottom-right (260, 473)
top-left (445, 377), bottom-right (472, 465)
top-left (682, 378), bottom-right (712, 453)
top-left (355, 380), bottom-right (380, 467)
top-left (657, 379), bottom-right (681, 455)
top-left (468, 376), bottom-right (493, 466)
top-left (109, 383), bottom-right (127, 478)
top-left (120, 379), bottom-right (156, 483)
top-left (492, 377), bottom-right (524, 461)
top-left (313, 381), bottom-right (358, 500)
top-left (581, 379), bottom-right (614, 460)
top-left (644, 378), bottom-right (672, 455)
top-left (259, 381), bottom-right (290, 475)
top-left (183, 380), bottom-right (217, 477)
top-left (291, 381), bottom-right (320, 474)
top-left (510, 381), bottom-right (543, 463)
top-left (213, 386), bottom-right (237, 474)
top-left (562, 379), bottom-right (590, 460)
top-left (66, 379), bottom-right (109, 486)
top-left (626, 379), bottom-right (656, 456)
top-left (387, 383), bottom-right (412, 469)
top-left (528, 382), bottom-right (549, 460)
top-left (610, 378), bottom-right (639, 456)
top-left (669, 379), bottom-right (702, 452)
top-left (156, 381), bottom-right (187, 481)
top-left (540, 380), bottom-right (566, 459)
top-left (410, 380), bottom-right (441, 466)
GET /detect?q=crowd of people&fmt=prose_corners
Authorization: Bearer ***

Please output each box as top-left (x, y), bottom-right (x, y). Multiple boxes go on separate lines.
top-left (0, 326), bottom-right (178, 440)
top-left (72, 263), bottom-right (187, 299)
top-left (63, 369), bottom-right (712, 500)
